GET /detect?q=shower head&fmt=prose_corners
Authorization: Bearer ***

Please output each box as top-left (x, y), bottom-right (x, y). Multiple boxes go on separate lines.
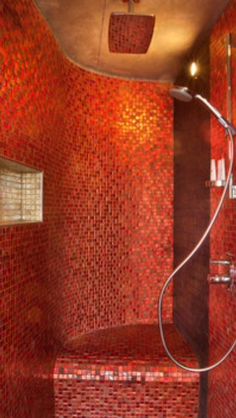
top-left (170, 86), bottom-right (193, 102)
top-left (108, 0), bottom-right (155, 54)
top-left (170, 85), bottom-right (236, 135)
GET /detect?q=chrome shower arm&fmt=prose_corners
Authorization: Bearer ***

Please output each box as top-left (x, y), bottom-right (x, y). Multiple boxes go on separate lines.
top-left (195, 94), bottom-right (236, 134)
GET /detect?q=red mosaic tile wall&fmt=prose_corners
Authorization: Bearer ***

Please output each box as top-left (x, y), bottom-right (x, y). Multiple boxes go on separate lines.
top-left (0, 0), bottom-right (67, 416)
top-left (0, 0), bottom-right (173, 416)
top-left (62, 68), bottom-right (173, 338)
top-left (209, 1), bottom-right (236, 416)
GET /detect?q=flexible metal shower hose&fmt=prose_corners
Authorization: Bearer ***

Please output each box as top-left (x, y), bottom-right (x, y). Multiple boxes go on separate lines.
top-left (158, 127), bottom-right (236, 373)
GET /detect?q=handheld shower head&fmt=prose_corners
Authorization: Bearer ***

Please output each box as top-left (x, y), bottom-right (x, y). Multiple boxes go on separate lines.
top-left (170, 86), bottom-right (193, 102)
top-left (170, 85), bottom-right (236, 134)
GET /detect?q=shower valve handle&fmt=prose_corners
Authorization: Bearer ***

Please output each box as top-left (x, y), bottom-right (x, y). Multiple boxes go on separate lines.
top-left (208, 260), bottom-right (236, 289)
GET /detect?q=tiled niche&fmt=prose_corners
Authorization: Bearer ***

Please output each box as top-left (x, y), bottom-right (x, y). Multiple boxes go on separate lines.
top-left (0, 157), bottom-right (43, 225)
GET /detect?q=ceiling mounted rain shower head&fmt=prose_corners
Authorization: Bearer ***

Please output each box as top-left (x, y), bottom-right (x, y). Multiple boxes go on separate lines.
top-left (109, 0), bottom-right (155, 54)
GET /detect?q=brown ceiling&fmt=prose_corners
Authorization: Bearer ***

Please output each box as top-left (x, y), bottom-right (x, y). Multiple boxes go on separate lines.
top-left (34, 0), bottom-right (230, 81)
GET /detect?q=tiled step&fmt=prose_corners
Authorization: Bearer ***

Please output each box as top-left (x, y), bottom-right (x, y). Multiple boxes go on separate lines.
top-left (53, 324), bottom-right (200, 418)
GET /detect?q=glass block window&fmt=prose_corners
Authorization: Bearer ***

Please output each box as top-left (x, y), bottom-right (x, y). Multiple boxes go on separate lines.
top-left (0, 157), bottom-right (43, 225)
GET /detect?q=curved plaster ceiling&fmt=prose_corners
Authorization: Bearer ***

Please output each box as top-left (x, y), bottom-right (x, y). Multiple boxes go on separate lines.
top-left (34, 0), bottom-right (230, 81)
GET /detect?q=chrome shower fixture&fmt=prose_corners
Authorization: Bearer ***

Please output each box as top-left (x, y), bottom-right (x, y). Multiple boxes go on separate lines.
top-left (159, 86), bottom-right (236, 373)
top-left (208, 258), bottom-right (236, 289)
top-left (170, 86), bottom-right (236, 134)
top-left (171, 85), bottom-right (236, 199)
top-left (108, 0), bottom-right (155, 54)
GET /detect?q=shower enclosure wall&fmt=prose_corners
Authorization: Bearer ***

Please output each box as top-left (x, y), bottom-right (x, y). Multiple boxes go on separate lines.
top-left (173, 41), bottom-right (210, 417)
top-left (0, 1), bottom-right (177, 416)
top-left (0, 0), bottom-right (235, 417)
top-left (209, 2), bottom-right (236, 416)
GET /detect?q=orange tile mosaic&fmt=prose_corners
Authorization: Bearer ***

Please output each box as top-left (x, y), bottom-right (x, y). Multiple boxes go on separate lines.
top-left (0, 0), bottom-right (203, 417)
top-left (0, 0), bottom-right (66, 416)
top-left (209, 1), bottom-right (236, 417)
top-left (62, 69), bottom-right (174, 337)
